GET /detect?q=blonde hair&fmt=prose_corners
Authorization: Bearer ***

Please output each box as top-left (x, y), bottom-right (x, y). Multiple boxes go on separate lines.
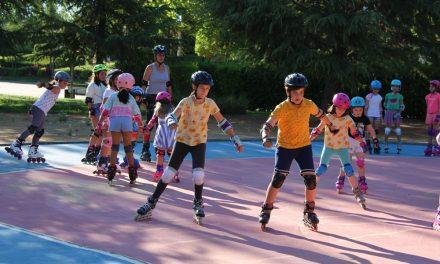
top-left (154, 101), bottom-right (174, 118)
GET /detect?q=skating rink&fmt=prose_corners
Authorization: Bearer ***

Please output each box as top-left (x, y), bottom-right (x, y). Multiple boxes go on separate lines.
top-left (0, 141), bottom-right (439, 263)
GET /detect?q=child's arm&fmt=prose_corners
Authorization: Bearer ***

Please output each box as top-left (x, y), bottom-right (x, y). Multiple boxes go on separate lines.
top-left (261, 116), bottom-right (278, 148)
top-left (310, 121), bottom-right (326, 141)
top-left (348, 123), bottom-right (367, 152)
top-left (213, 111), bottom-right (244, 152)
top-left (166, 106), bottom-right (182, 130)
top-left (364, 95), bottom-right (370, 113)
top-left (144, 114), bottom-right (158, 132)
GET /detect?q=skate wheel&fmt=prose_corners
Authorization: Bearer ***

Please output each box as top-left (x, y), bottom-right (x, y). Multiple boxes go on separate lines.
top-left (134, 212), bottom-right (152, 222)
top-left (27, 158), bottom-right (31, 163)
top-left (193, 215), bottom-right (203, 225)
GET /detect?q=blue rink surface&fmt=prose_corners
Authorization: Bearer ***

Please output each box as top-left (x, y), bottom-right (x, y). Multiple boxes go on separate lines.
top-left (0, 140), bottom-right (433, 174)
top-left (0, 140), bottom-right (435, 263)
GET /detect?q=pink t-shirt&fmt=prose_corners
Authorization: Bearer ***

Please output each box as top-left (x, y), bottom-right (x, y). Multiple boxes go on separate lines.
top-left (425, 92), bottom-right (440, 114)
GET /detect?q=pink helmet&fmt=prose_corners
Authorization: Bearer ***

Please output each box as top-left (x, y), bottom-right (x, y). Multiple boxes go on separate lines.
top-left (156, 91), bottom-right (172, 102)
top-left (332, 93), bottom-right (350, 110)
top-left (116, 73), bottom-right (135, 90)
top-left (430, 80), bottom-right (440, 89)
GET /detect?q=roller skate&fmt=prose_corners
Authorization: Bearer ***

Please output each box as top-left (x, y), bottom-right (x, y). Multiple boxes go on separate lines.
top-left (373, 138), bottom-right (380, 154)
top-left (303, 201), bottom-right (319, 231)
top-left (81, 146), bottom-right (96, 164)
top-left (433, 206), bottom-right (440, 231)
top-left (135, 196), bottom-right (158, 221)
top-left (358, 176), bottom-right (368, 194)
top-left (107, 164), bottom-right (117, 185)
top-left (5, 139), bottom-right (23, 160)
top-left (27, 145), bottom-right (45, 163)
top-left (193, 198), bottom-right (205, 225)
top-left (432, 145), bottom-right (440, 156)
top-left (353, 187), bottom-right (367, 209)
top-left (335, 175), bottom-right (345, 194)
top-left (93, 156), bottom-right (109, 176)
top-left (258, 203), bottom-right (273, 231)
top-left (365, 139), bottom-right (372, 154)
top-left (140, 142), bottom-right (151, 162)
top-left (128, 166), bottom-right (138, 185)
top-left (172, 171), bottom-right (180, 183)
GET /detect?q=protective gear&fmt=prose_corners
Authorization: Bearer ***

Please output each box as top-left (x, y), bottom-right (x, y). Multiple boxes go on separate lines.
top-left (124, 145), bottom-right (133, 153)
top-left (130, 86), bottom-right (144, 96)
top-left (430, 80), bottom-right (440, 89)
top-left (373, 138), bottom-right (380, 154)
top-left (384, 127), bottom-right (391, 135)
top-left (35, 129), bottom-right (44, 138)
top-left (105, 69), bottom-right (123, 83)
top-left (191, 71), bottom-right (214, 86)
top-left (262, 122), bottom-right (273, 134)
top-left (343, 163), bottom-right (354, 177)
top-left (116, 73), bottom-right (135, 89)
top-left (156, 148), bottom-right (166, 157)
top-left (310, 127), bottom-right (322, 141)
top-left (284, 73), bottom-right (308, 88)
top-left (54, 71), bottom-right (70, 82)
top-left (166, 113), bottom-right (178, 127)
top-left (230, 135), bottom-right (243, 149)
top-left (316, 164), bottom-right (328, 176)
top-left (271, 171), bottom-right (287, 188)
top-left (314, 108), bottom-right (325, 119)
top-left (156, 91), bottom-right (172, 102)
top-left (332, 93), bottom-right (350, 110)
top-left (161, 167), bottom-right (177, 184)
top-left (85, 97), bottom-right (93, 104)
top-left (193, 168), bottom-right (205, 185)
top-left (365, 139), bottom-right (372, 154)
top-left (27, 125), bottom-right (38, 134)
top-left (301, 169), bottom-right (317, 190)
top-left (218, 118), bottom-right (232, 134)
top-left (153, 45), bottom-right (166, 54)
top-left (394, 127), bottom-right (402, 136)
top-left (103, 137), bottom-right (112, 148)
top-left (93, 64), bottom-right (107, 73)
top-left (370, 80), bottom-right (382, 89)
top-left (111, 144), bottom-right (119, 151)
top-left (390, 79), bottom-right (401, 86)
top-left (355, 156), bottom-right (365, 168)
top-left (350, 96), bottom-right (365, 108)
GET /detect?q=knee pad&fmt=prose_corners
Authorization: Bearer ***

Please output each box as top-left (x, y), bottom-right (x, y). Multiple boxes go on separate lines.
top-left (111, 144), bottom-right (119, 151)
top-left (161, 167), bottom-right (177, 184)
top-left (385, 127), bottom-right (391, 135)
top-left (35, 129), bottom-right (44, 138)
top-left (193, 168), bottom-right (205, 185)
top-left (103, 137), bottom-right (112, 148)
top-left (155, 148), bottom-right (166, 157)
top-left (271, 171), bottom-right (288, 189)
top-left (315, 164), bottom-right (328, 176)
top-left (394, 127), bottom-right (402, 136)
top-left (355, 156), bottom-right (365, 168)
top-left (301, 169), bottom-right (317, 190)
top-left (124, 145), bottom-right (133, 153)
top-left (343, 163), bottom-right (355, 177)
top-left (27, 125), bottom-right (38, 134)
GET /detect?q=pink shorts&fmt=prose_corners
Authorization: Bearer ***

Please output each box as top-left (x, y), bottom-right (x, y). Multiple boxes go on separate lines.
top-left (425, 113), bottom-right (439, 125)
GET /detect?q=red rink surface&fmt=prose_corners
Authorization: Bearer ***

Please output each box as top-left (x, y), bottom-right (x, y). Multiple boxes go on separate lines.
top-left (0, 154), bottom-right (439, 263)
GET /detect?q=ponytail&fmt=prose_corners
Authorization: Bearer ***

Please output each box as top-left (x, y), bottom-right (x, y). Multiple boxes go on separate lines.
top-left (117, 89), bottom-right (129, 104)
top-left (36, 80), bottom-right (56, 90)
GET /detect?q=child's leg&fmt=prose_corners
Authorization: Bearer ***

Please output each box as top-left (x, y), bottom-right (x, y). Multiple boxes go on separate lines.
top-left (110, 132), bottom-right (122, 166)
top-left (336, 149), bottom-right (357, 188)
top-left (354, 152), bottom-right (368, 193)
top-left (152, 148), bottom-right (166, 181)
top-left (316, 146), bottom-right (333, 179)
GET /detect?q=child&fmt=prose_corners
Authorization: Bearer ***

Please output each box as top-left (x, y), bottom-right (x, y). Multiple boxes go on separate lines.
top-left (383, 79), bottom-right (405, 154)
top-left (335, 96), bottom-right (379, 194)
top-left (5, 71), bottom-right (70, 162)
top-left (94, 69), bottom-right (123, 175)
top-left (143, 91), bottom-right (177, 182)
top-left (82, 64), bottom-right (108, 164)
top-left (135, 70), bottom-right (244, 225)
top-left (311, 93), bottom-right (367, 209)
top-left (258, 73), bottom-right (332, 231)
top-left (365, 80), bottom-right (383, 154)
top-left (96, 73), bottom-right (143, 185)
top-left (423, 80), bottom-right (440, 156)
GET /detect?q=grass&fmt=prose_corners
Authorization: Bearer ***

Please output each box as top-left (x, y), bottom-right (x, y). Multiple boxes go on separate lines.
top-left (0, 94), bottom-right (88, 114)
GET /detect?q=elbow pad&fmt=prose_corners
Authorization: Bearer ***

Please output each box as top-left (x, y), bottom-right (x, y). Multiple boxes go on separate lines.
top-left (218, 118), bottom-right (233, 134)
top-left (85, 97), bottom-right (93, 104)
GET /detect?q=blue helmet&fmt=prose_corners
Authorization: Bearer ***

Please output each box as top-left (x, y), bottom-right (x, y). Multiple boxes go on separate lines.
top-left (191, 71), bottom-right (214, 86)
top-left (153, 45), bottom-right (166, 54)
top-left (350, 96), bottom-right (365, 108)
top-left (54, 71), bottom-right (70, 82)
top-left (284, 73), bottom-right (308, 89)
top-left (130, 86), bottom-right (144, 96)
top-left (391, 79), bottom-right (401, 86)
top-left (370, 80), bottom-right (382, 89)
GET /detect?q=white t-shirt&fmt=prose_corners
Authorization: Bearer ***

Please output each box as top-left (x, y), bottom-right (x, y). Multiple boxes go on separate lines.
top-left (33, 89), bottom-right (60, 115)
top-left (85, 81), bottom-right (106, 104)
top-left (365, 93), bottom-right (382, 118)
top-left (103, 87), bottom-right (117, 100)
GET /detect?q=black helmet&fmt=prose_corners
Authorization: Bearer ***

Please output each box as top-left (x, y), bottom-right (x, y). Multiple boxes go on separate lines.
top-left (106, 69), bottom-right (123, 83)
top-left (191, 71), bottom-right (214, 86)
top-left (284, 73), bottom-right (308, 89)
top-left (153, 45), bottom-right (166, 54)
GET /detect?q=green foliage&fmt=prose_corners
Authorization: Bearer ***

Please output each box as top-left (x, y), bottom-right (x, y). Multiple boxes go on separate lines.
top-left (0, 94), bottom-right (87, 114)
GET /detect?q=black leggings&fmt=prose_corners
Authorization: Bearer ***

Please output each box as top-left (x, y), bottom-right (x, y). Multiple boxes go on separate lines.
top-left (169, 142), bottom-right (206, 170)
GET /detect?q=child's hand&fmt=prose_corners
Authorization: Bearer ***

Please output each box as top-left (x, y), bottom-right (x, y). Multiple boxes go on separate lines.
top-left (262, 138), bottom-right (273, 148)
top-left (236, 144), bottom-right (244, 153)
top-left (310, 127), bottom-right (322, 140)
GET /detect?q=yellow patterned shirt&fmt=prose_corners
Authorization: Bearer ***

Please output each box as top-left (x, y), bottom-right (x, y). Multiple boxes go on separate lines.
top-left (323, 114), bottom-right (355, 149)
top-left (270, 98), bottom-right (319, 149)
top-left (175, 95), bottom-right (220, 146)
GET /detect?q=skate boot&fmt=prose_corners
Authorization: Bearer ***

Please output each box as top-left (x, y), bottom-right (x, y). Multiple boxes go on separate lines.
top-left (135, 196), bottom-right (158, 221)
top-left (258, 203), bottom-right (273, 231)
top-left (90, 146), bottom-right (100, 164)
top-left (128, 166), bottom-right (138, 185)
top-left (93, 156), bottom-right (109, 175)
top-left (81, 146), bottom-right (94, 164)
top-left (27, 145), bottom-right (45, 163)
top-left (140, 142), bottom-right (151, 162)
top-left (193, 198), bottom-right (205, 225)
top-left (5, 139), bottom-right (23, 159)
top-left (373, 138), bottom-right (380, 154)
top-left (107, 164), bottom-right (117, 185)
top-left (365, 139), bottom-right (372, 154)
top-left (335, 175), bottom-right (345, 194)
top-left (303, 201), bottom-right (319, 231)
top-left (353, 187), bottom-right (367, 209)
top-left (358, 176), bottom-right (368, 194)
top-left (172, 171), bottom-right (180, 183)
top-left (432, 145), bottom-right (440, 156)
top-left (433, 206), bottom-right (440, 231)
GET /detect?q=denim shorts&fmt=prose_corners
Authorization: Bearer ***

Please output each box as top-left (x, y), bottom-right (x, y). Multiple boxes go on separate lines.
top-left (109, 116), bottom-right (132, 132)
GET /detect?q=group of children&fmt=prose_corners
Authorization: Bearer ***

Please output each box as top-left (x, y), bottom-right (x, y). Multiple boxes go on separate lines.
top-left (4, 67), bottom-right (439, 231)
